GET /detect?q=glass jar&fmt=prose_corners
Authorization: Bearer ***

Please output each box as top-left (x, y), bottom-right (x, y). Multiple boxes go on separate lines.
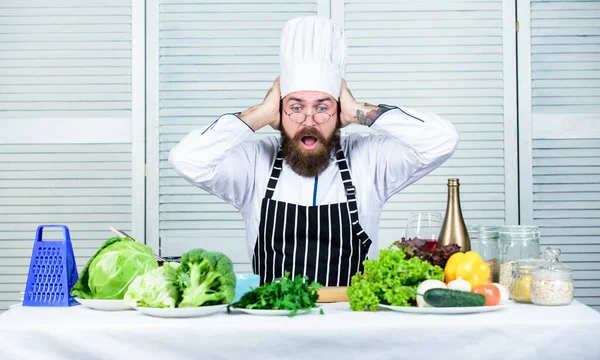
top-left (510, 258), bottom-right (546, 303)
top-left (498, 226), bottom-right (541, 289)
top-left (530, 247), bottom-right (574, 306)
top-left (468, 225), bottom-right (499, 282)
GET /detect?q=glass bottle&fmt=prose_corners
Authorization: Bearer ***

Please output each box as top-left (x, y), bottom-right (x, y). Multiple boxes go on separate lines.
top-left (530, 247), bottom-right (574, 306)
top-left (438, 178), bottom-right (470, 252)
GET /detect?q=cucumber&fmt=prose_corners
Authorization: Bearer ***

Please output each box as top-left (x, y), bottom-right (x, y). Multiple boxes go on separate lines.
top-left (423, 288), bottom-right (486, 307)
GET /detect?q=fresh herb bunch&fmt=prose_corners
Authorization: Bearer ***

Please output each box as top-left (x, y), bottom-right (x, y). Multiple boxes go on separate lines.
top-left (347, 245), bottom-right (444, 311)
top-left (229, 272), bottom-right (323, 317)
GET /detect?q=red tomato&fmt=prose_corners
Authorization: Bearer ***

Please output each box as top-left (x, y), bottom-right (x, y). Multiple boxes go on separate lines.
top-left (472, 284), bottom-right (501, 306)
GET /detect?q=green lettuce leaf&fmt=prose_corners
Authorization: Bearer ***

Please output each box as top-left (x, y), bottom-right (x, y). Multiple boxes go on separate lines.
top-left (347, 245), bottom-right (445, 310)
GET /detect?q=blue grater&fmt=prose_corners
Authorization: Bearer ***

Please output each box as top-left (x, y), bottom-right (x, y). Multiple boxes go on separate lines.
top-left (22, 224), bottom-right (79, 307)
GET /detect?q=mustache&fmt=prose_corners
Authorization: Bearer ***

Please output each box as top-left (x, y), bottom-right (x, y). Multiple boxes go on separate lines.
top-left (293, 127), bottom-right (327, 143)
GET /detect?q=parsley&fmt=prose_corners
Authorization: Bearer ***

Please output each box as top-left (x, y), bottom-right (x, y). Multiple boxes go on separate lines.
top-left (229, 272), bottom-right (323, 317)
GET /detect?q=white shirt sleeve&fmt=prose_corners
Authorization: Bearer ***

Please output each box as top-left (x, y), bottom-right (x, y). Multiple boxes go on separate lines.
top-left (349, 105), bottom-right (460, 205)
top-left (167, 113), bottom-right (261, 211)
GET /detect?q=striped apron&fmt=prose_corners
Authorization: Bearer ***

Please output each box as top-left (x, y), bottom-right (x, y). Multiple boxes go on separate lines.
top-left (252, 146), bottom-right (372, 286)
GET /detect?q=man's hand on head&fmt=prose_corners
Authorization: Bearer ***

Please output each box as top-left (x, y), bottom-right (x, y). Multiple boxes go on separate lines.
top-left (239, 76), bottom-right (282, 131)
top-left (339, 79), bottom-right (360, 128)
top-left (339, 79), bottom-right (392, 128)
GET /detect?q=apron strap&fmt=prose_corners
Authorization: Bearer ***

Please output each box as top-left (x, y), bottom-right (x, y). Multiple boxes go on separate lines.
top-left (335, 147), bottom-right (373, 249)
top-left (265, 146), bottom-right (372, 250)
top-left (265, 153), bottom-right (284, 199)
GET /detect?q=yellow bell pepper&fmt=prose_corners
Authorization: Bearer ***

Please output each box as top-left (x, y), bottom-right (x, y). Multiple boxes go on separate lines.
top-left (444, 251), bottom-right (491, 288)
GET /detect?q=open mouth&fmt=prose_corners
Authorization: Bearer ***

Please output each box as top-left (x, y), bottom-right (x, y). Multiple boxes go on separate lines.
top-left (300, 136), bottom-right (319, 150)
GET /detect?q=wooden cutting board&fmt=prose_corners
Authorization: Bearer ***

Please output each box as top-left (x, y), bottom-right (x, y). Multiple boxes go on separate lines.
top-left (317, 286), bottom-right (348, 303)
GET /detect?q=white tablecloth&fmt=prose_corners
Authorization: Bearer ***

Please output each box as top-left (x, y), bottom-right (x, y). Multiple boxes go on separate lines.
top-left (1, 301), bottom-right (599, 360)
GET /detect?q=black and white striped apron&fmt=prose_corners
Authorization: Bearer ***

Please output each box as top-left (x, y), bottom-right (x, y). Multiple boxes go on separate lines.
top-left (251, 146), bottom-right (372, 286)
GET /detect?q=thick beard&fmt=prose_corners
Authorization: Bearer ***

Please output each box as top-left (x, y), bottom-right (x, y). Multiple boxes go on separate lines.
top-left (280, 127), bottom-right (341, 178)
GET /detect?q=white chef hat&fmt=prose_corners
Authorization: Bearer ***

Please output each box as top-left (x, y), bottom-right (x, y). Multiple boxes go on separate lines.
top-left (279, 16), bottom-right (347, 99)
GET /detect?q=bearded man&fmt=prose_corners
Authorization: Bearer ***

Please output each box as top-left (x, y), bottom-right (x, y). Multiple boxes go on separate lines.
top-left (169, 16), bottom-right (459, 286)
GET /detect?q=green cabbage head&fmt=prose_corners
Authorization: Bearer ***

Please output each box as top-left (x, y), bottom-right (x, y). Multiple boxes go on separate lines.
top-left (71, 237), bottom-right (158, 300)
top-left (124, 262), bottom-right (181, 308)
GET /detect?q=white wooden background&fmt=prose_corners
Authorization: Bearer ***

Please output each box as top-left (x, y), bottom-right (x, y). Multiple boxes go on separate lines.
top-left (518, 0), bottom-right (600, 311)
top-left (0, 0), bottom-right (598, 311)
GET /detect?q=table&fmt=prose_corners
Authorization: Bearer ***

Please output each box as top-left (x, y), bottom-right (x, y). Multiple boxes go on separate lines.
top-left (1, 301), bottom-right (600, 360)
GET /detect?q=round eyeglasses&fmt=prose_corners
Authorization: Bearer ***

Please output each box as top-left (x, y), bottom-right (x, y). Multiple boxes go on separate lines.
top-left (283, 109), bottom-right (334, 124)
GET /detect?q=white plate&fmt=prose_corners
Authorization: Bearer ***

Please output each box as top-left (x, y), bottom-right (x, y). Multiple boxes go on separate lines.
top-left (230, 307), bottom-right (316, 316)
top-left (378, 303), bottom-right (511, 315)
top-left (75, 298), bottom-right (134, 311)
top-left (134, 304), bottom-right (227, 318)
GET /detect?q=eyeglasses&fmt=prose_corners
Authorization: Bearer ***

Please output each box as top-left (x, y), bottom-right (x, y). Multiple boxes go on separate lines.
top-left (283, 108), bottom-right (334, 124)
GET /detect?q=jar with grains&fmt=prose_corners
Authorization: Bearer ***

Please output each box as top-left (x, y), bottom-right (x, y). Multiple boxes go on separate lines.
top-left (468, 225), bottom-right (499, 283)
top-left (498, 226), bottom-right (541, 289)
top-left (510, 259), bottom-right (547, 303)
top-left (531, 247), bottom-right (574, 306)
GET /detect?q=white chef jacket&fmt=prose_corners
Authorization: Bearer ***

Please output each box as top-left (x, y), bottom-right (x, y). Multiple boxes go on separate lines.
top-left (168, 105), bottom-right (459, 261)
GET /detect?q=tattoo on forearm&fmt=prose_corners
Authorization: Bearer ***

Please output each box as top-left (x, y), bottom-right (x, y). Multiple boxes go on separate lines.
top-left (354, 105), bottom-right (391, 126)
